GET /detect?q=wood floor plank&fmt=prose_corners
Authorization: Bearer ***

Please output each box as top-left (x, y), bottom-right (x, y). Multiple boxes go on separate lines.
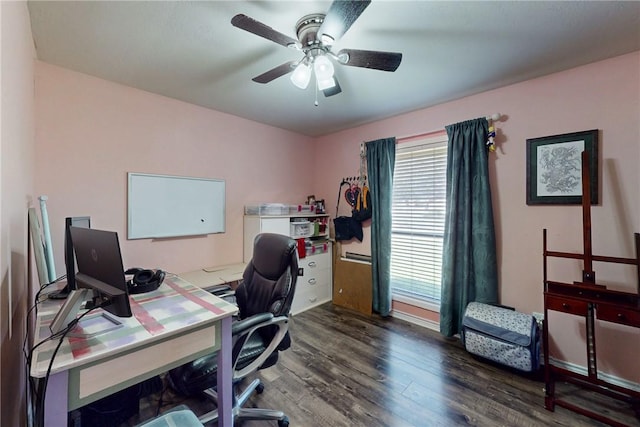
top-left (125, 303), bottom-right (639, 427)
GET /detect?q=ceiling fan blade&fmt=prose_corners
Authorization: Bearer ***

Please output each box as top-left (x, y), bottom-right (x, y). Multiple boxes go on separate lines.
top-left (318, 0), bottom-right (371, 43)
top-left (252, 61), bottom-right (297, 84)
top-left (232, 14), bottom-right (299, 48)
top-left (323, 77), bottom-right (342, 97)
top-left (338, 49), bottom-right (402, 72)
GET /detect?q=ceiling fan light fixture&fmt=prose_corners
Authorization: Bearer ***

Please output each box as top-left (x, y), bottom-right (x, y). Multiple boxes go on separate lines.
top-left (290, 62), bottom-right (312, 89)
top-left (317, 76), bottom-right (336, 91)
top-left (233, 2), bottom-right (401, 99)
top-left (313, 55), bottom-right (335, 81)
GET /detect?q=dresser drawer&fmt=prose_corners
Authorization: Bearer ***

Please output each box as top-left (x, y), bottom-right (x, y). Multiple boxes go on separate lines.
top-left (291, 284), bottom-right (332, 314)
top-left (299, 252), bottom-right (330, 272)
top-left (292, 257), bottom-right (331, 314)
top-left (596, 304), bottom-right (640, 327)
top-left (298, 267), bottom-right (330, 291)
top-left (545, 294), bottom-right (588, 316)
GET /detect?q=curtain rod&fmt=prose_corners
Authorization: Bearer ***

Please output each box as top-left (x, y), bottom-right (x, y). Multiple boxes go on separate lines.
top-left (397, 113), bottom-right (502, 142)
top-left (397, 129), bottom-right (446, 143)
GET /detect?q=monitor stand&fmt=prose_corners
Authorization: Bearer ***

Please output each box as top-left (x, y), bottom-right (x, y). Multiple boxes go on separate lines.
top-left (49, 289), bottom-right (125, 337)
top-left (50, 289), bottom-right (91, 334)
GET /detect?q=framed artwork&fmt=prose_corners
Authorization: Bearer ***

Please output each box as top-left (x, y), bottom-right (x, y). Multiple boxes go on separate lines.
top-left (526, 129), bottom-right (598, 205)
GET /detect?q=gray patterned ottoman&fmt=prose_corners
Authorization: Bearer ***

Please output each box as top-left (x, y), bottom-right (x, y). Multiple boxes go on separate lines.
top-left (461, 302), bottom-right (540, 372)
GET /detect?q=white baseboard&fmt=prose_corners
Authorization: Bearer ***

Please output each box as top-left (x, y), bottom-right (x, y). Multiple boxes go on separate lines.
top-left (391, 310), bottom-right (440, 332)
top-left (549, 357), bottom-right (640, 392)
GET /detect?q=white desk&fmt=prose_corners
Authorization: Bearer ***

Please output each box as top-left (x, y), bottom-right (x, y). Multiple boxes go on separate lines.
top-left (179, 263), bottom-right (246, 291)
top-left (30, 275), bottom-right (238, 427)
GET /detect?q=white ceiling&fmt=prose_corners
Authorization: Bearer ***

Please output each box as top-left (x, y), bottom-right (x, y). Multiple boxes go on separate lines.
top-left (27, 1), bottom-right (640, 137)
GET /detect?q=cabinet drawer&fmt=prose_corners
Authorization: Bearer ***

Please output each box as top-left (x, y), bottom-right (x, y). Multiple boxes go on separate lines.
top-left (298, 267), bottom-right (329, 290)
top-left (596, 304), bottom-right (640, 327)
top-left (292, 259), bottom-right (331, 315)
top-left (291, 283), bottom-right (332, 314)
top-left (545, 295), bottom-right (588, 316)
top-left (299, 252), bottom-right (330, 272)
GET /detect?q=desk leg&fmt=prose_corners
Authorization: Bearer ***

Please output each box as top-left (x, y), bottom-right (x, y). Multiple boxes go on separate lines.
top-left (41, 371), bottom-right (68, 427)
top-left (217, 315), bottom-right (233, 427)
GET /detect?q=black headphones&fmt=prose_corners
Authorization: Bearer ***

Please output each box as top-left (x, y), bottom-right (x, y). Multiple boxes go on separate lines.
top-left (125, 268), bottom-right (166, 294)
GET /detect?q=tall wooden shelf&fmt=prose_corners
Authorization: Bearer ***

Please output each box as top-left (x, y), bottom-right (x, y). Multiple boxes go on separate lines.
top-left (542, 152), bottom-right (640, 426)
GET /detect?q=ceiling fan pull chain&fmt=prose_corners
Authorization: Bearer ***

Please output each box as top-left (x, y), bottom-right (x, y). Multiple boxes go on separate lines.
top-left (314, 77), bottom-right (319, 107)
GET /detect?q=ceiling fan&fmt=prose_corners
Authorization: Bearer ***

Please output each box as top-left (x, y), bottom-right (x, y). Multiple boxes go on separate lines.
top-left (231, 0), bottom-right (402, 99)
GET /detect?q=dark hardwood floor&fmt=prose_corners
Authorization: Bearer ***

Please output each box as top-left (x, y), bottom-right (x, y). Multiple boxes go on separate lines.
top-left (125, 303), bottom-right (638, 427)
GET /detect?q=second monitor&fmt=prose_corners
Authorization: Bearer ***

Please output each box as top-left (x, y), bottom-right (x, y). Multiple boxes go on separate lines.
top-left (48, 216), bottom-right (91, 300)
top-left (70, 226), bottom-right (132, 318)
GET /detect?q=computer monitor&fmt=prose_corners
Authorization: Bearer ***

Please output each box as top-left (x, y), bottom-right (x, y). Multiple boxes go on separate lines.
top-left (70, 227), bottom-right (132, 318)
top-left (48, 216), bottom-right (91, 300)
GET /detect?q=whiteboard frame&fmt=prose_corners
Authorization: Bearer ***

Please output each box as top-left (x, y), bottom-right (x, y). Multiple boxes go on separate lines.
top-left (127, 173), bottom-right (226, 239)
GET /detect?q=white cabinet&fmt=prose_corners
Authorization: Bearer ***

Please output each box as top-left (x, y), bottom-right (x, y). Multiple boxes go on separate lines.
top-left (243, 217), bottom-right (290, 261)
top-left (292, 252), bottom-right (332, 315)
top-left (243, 214), bottom-right (332, 315)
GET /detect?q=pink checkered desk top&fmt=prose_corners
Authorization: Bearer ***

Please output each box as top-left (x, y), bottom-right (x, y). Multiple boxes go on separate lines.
top-left (31, 274), bottom-right (238, 377)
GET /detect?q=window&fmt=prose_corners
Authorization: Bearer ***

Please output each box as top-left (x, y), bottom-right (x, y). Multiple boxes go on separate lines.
top-left (391, 135), bottom-right (448, 307)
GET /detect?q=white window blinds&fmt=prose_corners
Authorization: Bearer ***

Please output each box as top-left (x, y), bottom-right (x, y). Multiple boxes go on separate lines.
top-left (391, 136), bottom-right (448, 303)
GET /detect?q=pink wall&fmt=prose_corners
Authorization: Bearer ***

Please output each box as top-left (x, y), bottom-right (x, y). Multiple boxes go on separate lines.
top-left (33, 51), bottom-right (639, 385)
top-left (315, 52), bottom-right (640, 383)
top-left (34, 62), bottom-right (314, 276)
top-left (0, 2), bottom-right (36, 425)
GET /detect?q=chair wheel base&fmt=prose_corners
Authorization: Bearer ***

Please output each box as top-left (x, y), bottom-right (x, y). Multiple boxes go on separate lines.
top-left (278, 416), bottom-right (289, 427)
top-left (256, 383), bottom-right (265, 394)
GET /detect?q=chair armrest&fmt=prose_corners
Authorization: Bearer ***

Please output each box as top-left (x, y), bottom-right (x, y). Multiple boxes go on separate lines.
top-left (218, 291), bottom-right (237, 304)
top-left (208, 285), bottom-right (237, 308)
top-left (232, 312), bottom-right (274, 335)
top-left (231, 314), bottom-right (289, 380)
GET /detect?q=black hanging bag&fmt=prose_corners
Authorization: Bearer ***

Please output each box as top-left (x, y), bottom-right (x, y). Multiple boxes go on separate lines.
top-left (333, 180), bottom-right (363, 242)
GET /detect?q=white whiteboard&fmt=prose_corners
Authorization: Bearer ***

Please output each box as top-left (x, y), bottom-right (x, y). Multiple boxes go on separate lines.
top-left (127, 173), bottom-right (225, 239)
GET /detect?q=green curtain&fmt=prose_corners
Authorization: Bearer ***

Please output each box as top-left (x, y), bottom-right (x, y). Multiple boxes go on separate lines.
top-left (440, 118), bottom-right (498, 337)
top-left (366, 137), bottom-right (396, 316)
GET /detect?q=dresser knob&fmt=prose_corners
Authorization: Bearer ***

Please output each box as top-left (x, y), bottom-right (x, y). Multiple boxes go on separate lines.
top-left (562, 303), bottom-right (569, 309)
top-left (617, 313), bottom-right (625, 319)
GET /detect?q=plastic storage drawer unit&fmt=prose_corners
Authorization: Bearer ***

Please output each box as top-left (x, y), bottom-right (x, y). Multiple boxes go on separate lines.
top-left (137, 408), bottom-right (204, 427)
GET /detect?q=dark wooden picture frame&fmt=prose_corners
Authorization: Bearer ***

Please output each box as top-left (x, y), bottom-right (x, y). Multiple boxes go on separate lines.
top-left (526, 130), bottom-right (598, 205)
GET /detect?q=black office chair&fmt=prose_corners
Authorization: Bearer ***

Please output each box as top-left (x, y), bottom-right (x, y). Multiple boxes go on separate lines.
top-left (168, 233), bottom-right (299, 427)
